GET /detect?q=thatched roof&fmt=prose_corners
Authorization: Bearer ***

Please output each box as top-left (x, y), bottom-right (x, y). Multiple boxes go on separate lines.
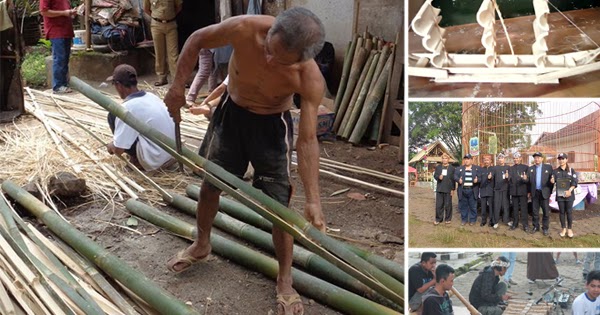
top-left (409, 140), bottom-right (457, 164)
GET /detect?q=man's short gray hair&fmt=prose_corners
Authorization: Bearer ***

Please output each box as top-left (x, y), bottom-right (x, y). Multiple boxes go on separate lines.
top-left (268, 7), bottom-right (325, 61)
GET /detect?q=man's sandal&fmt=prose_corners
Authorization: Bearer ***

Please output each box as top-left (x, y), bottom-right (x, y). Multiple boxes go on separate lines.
top-left (272, 294), bottom-right (304, 315)
top-left (166, 250), bottom-right (209, 274)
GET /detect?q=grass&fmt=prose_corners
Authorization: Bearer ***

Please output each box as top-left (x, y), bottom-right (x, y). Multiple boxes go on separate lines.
top-left (409, 214), bottom-right (600, 248)
top-left (22, 44), bottom-right (51, 88)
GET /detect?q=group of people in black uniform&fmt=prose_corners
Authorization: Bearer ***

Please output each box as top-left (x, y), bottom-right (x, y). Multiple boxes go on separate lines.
top-left (433, 151), bottom-right (579, 238)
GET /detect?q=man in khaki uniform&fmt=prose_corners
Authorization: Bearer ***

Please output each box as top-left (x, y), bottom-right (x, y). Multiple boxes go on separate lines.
top-left (144, 0), bottom-right (182, 86)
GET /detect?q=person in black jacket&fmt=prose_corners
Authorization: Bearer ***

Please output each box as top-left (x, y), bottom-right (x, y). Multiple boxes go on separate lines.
top-left (490, 154), bottom-right (510, 229)
top-left (454, 153), bottom-right (479, 226)
top-left (433, 154), bottom-right (455, 225)
top-left (422, 264), bottom-right (455, 315)
top-left (408, 252), bottom-right (437, 312)
top-left (469, 256), bottom-right (511, 315)
top-left (479, 155), bottom-right (494, 227)
top-left (509, 152), bottom-right (529, 231)
top-left (526, 152), bottom-right (554, 236)
top-left (552, 153), bottom-right (578, 238)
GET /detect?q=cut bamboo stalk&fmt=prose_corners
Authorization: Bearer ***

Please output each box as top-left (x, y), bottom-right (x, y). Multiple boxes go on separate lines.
top-left (44, 119), bottom-right (139, 199)
top-left (333, 47), bottom-right (369, 131)
top-left (1, 180), bottom-right (201, 315)
top-left (318, 162), bottom-right (402, 183)
top-left (162, 195), bottom-right (401, 311)
top-left (69, 77), bottom-right (404, 305)
top-left (341, 52), bottom-right (381, 139)
top-left (318, 156), bottom-right (404, 183)
top-left (349, 54), bottom-right (393, 144)
top-left (378, 32), bottom-right (400, 145)
top-left (0, 231), bottom-right (71, 315)
top-left (0, 278), bottom-right (17, 315)
top-left (185, 184), bottom-right (404, 282)
top-left (24, 101), bottom-right (82, 174)
top-left (0, 208), bottom-right (103, 315)
top-left (367, 106), bottom-right (382, 143)
top-left (0, 267), bottom-right (38, 315)
top-left (338, 51), bottom-right (378, 138)
top-left (51, 239), bottom-right (140, 315)
top-left (334, 37), bottom-right (357, 114)
top-left (125, 199), bottom-right (401, 315)
top-left (369, 45), bottom-right (391, 92)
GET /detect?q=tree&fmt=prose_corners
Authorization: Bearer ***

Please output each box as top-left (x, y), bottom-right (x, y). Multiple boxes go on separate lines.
top-left (409, 102), bottom-right (463, 160)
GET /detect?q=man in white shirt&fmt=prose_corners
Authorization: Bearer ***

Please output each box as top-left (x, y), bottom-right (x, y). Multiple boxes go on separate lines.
top-left (572, 270), bottom-right (600, 315)
top-left (106, 64), bottom-right (176, 171)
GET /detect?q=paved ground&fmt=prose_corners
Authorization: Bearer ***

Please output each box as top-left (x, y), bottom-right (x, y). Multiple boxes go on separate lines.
top-left (410, 251), bottom-right (594, 315)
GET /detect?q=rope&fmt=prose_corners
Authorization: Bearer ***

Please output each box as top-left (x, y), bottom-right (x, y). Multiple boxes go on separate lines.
top-left (545, 0), bottom-right (600, 48)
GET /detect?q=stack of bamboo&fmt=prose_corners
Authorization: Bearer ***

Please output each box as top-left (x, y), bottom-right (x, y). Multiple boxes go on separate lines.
top-left (0, 193), bottom-right (147, 315)
top-left (333, 31), bottom-right (397, 145)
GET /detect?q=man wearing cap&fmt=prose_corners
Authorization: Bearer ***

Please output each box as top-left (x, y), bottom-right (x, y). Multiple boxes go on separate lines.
top-left (478, 155), bottom-right (494, 227)
top-left (144, 0), bottom-right (182, 86)
top-left (509, 152), bottom-right (529, 232)
top-left (106, 64), bottom-right (176, 171)
top-left (434, 153), bottom-right (455, 225)
top-left (526, 152), bottom-right (554, 235)
top-left (490, 153), bottom-right (510, 229)
top-left (454, 154), bottom-right (479, 225)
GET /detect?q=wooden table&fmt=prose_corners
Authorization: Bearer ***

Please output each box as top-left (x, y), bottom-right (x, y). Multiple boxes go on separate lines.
top-left (408, 7), bottom-right (600, 98)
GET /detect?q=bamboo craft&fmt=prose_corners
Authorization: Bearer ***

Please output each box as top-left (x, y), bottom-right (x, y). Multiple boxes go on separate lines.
top-left (124, 199), bottom-right (401, 315)
top-left (69, 76), bottom-right (404, 306)
top-left (1, 180), bottom-right (200, 315)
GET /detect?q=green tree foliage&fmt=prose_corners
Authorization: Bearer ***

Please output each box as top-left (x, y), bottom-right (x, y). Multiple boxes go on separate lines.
top-left (409, 102), bottom-right (463, 159)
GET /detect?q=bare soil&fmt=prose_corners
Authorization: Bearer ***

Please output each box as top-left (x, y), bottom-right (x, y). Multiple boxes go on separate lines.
top-left (2, 87), bottom-right (404, 315)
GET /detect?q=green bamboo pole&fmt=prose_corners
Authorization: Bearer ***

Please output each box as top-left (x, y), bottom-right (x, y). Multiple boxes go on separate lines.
top-left (341, 51), bottom-right (381, 139)
top-left (367, 105), bottom-right (383, 143)
top-left (69, 76), bottom-right (404, 305)
top-left (333, 47), bottom-right (369, 132)
top-left (338, 50), bottom-right (378, 138)
top-left (185, 184), bottom-right (404, 283)
top-left (1, 180), bottom-right (200, 315)
top-left (164, 195), bottom-right (401, 311)
top-left (124, 199), bottom-right (400, 315)
top-left (3, 202), bottom-right (106, 315)
top-left (368, 45), bottom-right (391, 95)
top-left (349, 54), bottom-right (393, 145)
top-left (0, 195), bottom-right (77, 315)
top-left (334, 35), bottom-right (358, 114)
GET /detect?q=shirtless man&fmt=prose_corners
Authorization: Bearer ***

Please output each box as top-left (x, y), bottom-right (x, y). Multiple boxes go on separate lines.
top-left (164, 7), bottom-right (326, 315)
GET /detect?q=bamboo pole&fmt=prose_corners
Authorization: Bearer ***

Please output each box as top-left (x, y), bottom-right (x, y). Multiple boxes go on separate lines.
top-left (0, 278), bottom-right (17, 315)
top-left (124, 199), bottom-right (401, 315)
top-left (1, 180), bottom-right (201, 315)
top-left (0, 199), bottom-right (104, 315)
top-left (0, 267), bottom-right (38, 315)
top-left (317, 156), bottom-right (404, 183)
top-left (333, 47), bottom-right (369, 132)
top-left (69, 76), bottom-right (404, 305)
top-left (317, 160), bottom-right (403, 183)
top-left (185, 184), bottom-right (404, 282)
top-left (341, 51), bottom-right (381, 139)
top-left (369, 45), bottom-right (391, 94)
top-left (162, 195), bottom-right (401, 311)
top-left (338, 50), bottom-right (378, 138)
top-left (377, 33), bottom-right (399, 145)
top-left (334, 36), bottom-right (358, 114)
top-left (349, 54), bottom-right (393, 144)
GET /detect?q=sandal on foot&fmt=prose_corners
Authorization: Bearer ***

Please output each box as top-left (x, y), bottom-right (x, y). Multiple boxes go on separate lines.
top-left (166, 250), bottom-right (209, 274)
top-left (274, 294), bottom-right (303, 315)
top-left (154, 79), bottom-right (168, 86)
top-left (567, 229), bottom-right (574, 238)
top-left (559, 228), bottom-right (566, 237)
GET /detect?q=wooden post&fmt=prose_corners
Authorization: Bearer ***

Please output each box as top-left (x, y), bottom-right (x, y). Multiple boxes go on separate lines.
top-left (85, 0), bottom-right (92, 50)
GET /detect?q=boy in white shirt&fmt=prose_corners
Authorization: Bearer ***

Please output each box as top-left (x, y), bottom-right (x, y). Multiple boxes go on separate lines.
top-left (572, 270), bottom-right (600, 315)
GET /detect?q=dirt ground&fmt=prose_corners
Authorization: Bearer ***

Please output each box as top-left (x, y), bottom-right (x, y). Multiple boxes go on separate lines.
top-left (0, 86), bottom-right (403, 314)
top-left (409, 185), bottom-right (600, 248)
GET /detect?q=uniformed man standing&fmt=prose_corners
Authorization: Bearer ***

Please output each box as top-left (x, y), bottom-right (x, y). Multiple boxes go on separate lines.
top-left (508, 152), bottom-right (529, 231)
top-left (144, 0), bottom-right (182, 86)
top-left (527, 152), bottom-right (554, 236)
top-left (490, 153), bottom-right (509, 229)
top-left (433, 153), bottom-right (455, 225)
top-left (478, 155), bottom-right (494, 227)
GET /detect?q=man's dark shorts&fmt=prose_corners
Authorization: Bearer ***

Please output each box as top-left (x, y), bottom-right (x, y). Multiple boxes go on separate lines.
top-left (199, 92), bottom-right (293, 206)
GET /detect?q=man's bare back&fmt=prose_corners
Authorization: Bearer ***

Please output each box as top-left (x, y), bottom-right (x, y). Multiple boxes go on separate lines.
top-left (167, 15), bottom-right (324, 117)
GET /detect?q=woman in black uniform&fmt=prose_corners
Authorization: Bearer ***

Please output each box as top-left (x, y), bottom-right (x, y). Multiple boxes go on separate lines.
top-left (552, 153), bottom-right (578, 238)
